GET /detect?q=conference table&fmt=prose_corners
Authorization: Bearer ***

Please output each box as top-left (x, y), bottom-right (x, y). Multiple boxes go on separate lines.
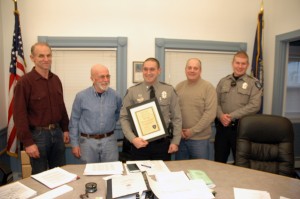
top-left (19, 159), bottom-right (300, 198)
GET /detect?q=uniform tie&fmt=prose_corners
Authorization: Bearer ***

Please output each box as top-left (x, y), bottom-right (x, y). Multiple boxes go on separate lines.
top-left (149, 86), bottom-right (156, 99)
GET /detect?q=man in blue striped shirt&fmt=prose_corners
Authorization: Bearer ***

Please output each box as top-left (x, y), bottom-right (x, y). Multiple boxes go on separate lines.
top-left (69, 64), bottom-right (122, 163)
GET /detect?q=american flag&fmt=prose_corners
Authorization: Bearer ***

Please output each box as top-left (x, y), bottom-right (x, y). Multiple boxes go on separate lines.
top-left (7, 6), bottom-right (26, 157)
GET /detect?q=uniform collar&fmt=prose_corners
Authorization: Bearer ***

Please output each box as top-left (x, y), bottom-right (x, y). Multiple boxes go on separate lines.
top-left (229, 73), bottom-right (248, 81)
top-left (143, 80), bottom-right (159, 90)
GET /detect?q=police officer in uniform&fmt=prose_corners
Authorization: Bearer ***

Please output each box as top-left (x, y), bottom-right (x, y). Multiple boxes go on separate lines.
top-left (214, 51), bottom-right (262, 163)
top-left (120, 57), bottom-right (182, 160)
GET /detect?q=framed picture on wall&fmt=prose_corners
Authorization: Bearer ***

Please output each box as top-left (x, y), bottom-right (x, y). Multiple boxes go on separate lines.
top-left (133, 61), bottom-right (143, 83)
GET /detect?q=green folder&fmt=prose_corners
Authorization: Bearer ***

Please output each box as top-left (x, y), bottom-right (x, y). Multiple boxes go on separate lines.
top-left (187, 170), bottom-right (216, 188)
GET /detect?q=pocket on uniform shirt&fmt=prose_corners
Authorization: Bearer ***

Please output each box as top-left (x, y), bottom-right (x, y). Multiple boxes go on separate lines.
top-left (220, 85), bottom-right (231, 103)
top-left (158, 99), bottom-right (170, 117)
top-left (237, 87), bottom-right (251, 105)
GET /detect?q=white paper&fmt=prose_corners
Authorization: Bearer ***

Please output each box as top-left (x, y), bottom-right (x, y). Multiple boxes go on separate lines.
top-left (31, 167), bottom-right (78, 189)
top-left (84, 161), bottom-right (124, 175)
top-left (111, 173), bottom-right (147, 198)
top-left (234, 187), bottom-right (271, 199)
top-left (0, 181), bottom-right (37, 199)
top-left (125, 160), bottom-right (170, 175)
top-left (155, 171), bottom-right (190, 182)
top-left (33, 185), bottom-right (73, 199)
top-left (148, 172), bottom-right (214, 199)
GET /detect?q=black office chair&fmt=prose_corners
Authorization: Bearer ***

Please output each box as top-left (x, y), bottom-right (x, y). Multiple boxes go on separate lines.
top-left (236, 114), bottom-right (295, 177)
top-left (0, 161), bottom-right (13, 186)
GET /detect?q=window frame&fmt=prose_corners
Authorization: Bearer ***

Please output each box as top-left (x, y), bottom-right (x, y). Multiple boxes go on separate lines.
top-left (272, 29), bottom-right (300, 121)
top-left (38, 36), bottom-right (128, 97)
top-left (155, 38), bottom-right (247, 81)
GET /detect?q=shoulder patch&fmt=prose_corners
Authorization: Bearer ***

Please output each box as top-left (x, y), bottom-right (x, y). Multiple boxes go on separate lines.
top-left (159, 81), bottom-right (171, 86)
top-left (246, 74), bottom-right (254, 79)
top-left (132, 82), bottom-right (142, 87)
top-left (255, 81), bottom-right (262, 90)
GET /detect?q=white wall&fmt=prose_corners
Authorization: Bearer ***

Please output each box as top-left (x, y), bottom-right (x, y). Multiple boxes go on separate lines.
top-left (1, 0), bottom-right (300, 129)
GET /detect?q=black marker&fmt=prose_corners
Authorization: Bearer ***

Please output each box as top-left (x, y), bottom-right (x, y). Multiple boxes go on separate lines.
top-left (141, 164), bottom-right (151, 168)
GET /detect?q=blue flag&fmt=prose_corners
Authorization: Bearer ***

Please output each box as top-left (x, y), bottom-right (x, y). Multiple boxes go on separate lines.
top-left (251, 9), bottom-right (264, 113)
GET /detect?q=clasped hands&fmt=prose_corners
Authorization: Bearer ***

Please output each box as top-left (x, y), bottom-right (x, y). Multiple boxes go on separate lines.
top-left (220, 113), bottom-right (232, 127)
top-left (132, 137), bottom-right (178, 153)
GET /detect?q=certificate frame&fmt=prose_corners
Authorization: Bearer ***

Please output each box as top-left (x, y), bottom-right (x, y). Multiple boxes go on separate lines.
top-left (126, 98), bottom-right (167, 142)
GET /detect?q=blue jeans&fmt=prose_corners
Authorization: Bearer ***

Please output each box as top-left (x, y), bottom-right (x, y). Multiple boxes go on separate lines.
top-left (175, 139), bottom-right (210, 160)
top-left (30, 128), bottom-right (66, 174)
top-left (79, 134), bottom-right (118, 163)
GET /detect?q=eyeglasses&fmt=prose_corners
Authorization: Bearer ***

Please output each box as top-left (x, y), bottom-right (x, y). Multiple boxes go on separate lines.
top-left (98, 75), bottom-right (111, 79)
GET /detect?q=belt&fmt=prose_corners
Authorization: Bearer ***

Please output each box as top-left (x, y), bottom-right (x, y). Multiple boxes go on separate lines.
top-left (31, 123), bottom-right (60, 131)
top-left (80, 131), bottom-right (114, 139)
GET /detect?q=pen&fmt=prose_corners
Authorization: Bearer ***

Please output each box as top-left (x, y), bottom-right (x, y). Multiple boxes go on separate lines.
top-left (141, 164), bottom-right (151, 168)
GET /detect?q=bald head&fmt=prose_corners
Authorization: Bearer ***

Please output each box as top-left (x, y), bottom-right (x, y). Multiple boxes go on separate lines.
top-left (90, 64), bottom-right (110, 92)
top-left (91, 64), bottom-right (109, 77)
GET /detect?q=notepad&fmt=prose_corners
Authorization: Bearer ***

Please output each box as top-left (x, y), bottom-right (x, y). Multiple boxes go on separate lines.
top-left (125, 160), bottom-right (170, 175)
top-left (84, 161), bottom-right (124, 175)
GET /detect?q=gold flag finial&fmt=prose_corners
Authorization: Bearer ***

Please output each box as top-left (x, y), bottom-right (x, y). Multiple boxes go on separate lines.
top-left (12, 0), bottom-right (18, 14)
top-left (260, 0), bottom-right (264, 12)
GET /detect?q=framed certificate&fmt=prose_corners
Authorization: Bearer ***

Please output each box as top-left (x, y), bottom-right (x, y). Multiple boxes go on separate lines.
top-left (127, 98), bottom-right (167, 142)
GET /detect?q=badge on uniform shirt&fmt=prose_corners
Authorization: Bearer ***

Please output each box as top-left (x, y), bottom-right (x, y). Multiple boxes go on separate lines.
top-left (137, 94), bottom-right (144, 103)
top-left (255, 81), bottom-right (262, 90)
top-left (161, 91), bottom-right (167, 99)
top-left (242, 82), bottom-right (248, 89)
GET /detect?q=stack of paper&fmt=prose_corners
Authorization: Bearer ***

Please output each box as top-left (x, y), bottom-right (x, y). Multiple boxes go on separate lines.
top-left (33, 185), bottom-right (73, 199)
top-left (83, 161), bottom-right (124, 175)
top-left (0, 181), bottom-right (37, 199)
top-left (31, 167), bottom-right (78, 189)
top-left (149, 171), bottom-right (215, 199)
top-left (106, 173), bottom-right (148, 199)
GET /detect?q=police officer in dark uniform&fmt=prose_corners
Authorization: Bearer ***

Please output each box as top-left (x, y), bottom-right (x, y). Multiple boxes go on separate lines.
top-left (120, 57), bottom-right (182, 160)
top-left (214, 51), bottom-right (262, 163)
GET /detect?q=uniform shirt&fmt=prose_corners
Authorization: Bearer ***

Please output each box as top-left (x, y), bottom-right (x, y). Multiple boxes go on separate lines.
top-left (120, 81), bottom-right (182, 145)
top-left (13, 67), bottom-right (69, 147)
top-left (216, 74), bottom-right (262, 120)
top-left (69, 86), bottom-right (122, 147)
top-left (176, 78), bottom-right (217, 140)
